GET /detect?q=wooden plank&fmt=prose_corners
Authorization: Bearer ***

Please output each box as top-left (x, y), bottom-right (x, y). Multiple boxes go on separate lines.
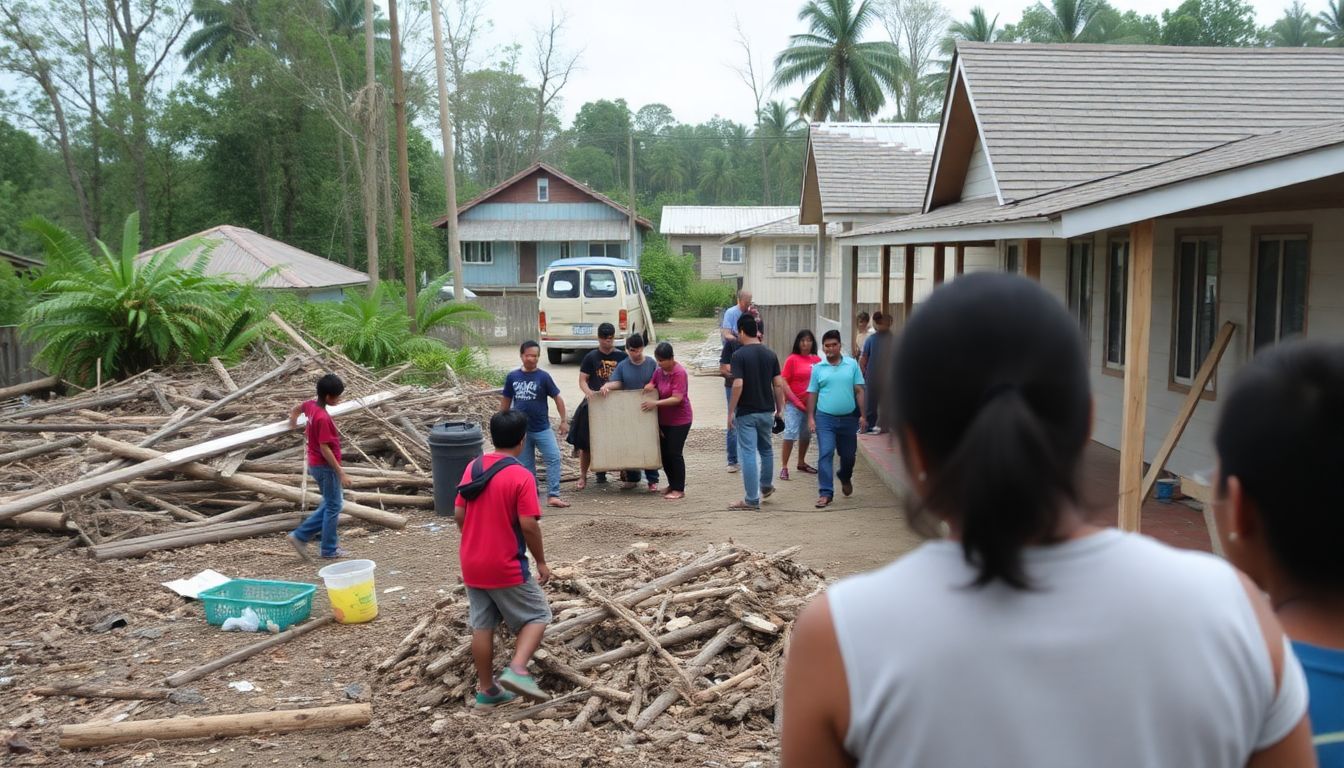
top-left (1139, 321), bottom-right (1236, 503)
top-left (902, 245), bottom-right (915, 320)
top-left (58, 702), bottom-right (369, 749)
top-left (955, 244), bottom-right (965, 276)
top-left (933, 244), bottom-right (946, 285)
top-left (1025, 239), bottom-right (1041, 280)
top-left (0, 389), bottom-right (403, 521)
top-left (880, 244), bottom-right (891, 316)
top-left (0, 374), bottom-right (60, 402)
top-left (587, 390), bottom-right (660, 472)
top-left (1118, 219), bottom-right (1154, 532)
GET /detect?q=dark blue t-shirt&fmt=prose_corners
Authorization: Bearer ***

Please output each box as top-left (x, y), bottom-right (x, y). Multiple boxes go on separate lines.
top-left (1295, 640), bottom-right (1344, 768)
top-left (502, 368), bottom-right (560, 433)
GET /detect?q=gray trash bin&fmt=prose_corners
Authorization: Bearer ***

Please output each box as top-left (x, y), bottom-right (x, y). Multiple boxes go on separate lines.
top-left (428, 421), bottom-right (484, 516)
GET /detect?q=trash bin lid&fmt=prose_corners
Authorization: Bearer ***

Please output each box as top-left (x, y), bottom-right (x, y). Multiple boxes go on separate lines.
top-left (427, 421), bottom-right (483, 446)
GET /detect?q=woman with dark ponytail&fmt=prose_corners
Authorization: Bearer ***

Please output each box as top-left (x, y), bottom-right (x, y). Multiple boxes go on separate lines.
top-left (781, 273), bottom-right (1314, 768)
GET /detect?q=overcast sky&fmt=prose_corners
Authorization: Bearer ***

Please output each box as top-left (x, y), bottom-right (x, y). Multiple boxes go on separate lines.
top-left (457, 0), bottom-right (1297, 127)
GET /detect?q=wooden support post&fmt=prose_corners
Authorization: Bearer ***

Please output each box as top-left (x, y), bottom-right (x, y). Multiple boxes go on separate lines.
top-left (880, 244), bottom-right (892, 316)
top-left (0, 375), bottom-right (61, 402)
top-left (839, 245), bottom-right (857, 355)
top-left (815, 224), bottom-right (827, 328)
top-left (955, 244), bottom-right (965, 276)
top-left (902, 245), bottom-right (915, 320)
top-left (933, 244), bottom-right (946, 285)
top-left (1118, 219), bottom-right (1155, 532)
top-left (1025, 239), bottom-right (1042, 280)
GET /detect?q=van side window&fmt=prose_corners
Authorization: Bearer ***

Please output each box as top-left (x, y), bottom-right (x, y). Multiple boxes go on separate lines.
top-left (584, 269), bottom-right (618, 298)
top-left (547, 269), bottom-right (580, 299)
top-left (623, 271), bottom-right (637, 295)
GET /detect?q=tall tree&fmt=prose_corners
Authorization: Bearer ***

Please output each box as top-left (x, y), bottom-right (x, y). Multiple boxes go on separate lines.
top-left (732, 18), bottom-right (772, 203)
top-left (1005, 0), bottom-right (1107, 42)
top-left (1159, 0), bottom-right (1262, 46)
top-left (944, 6), bottom-right (1000, 52)
top-left (697, 149), bottom-right (738, 204)
top-left (1270, 0), bottom-right (1324, 45)
top-left (772, 0), bottom-right (904, 121)
top-left (181, 0), bottom-right (260, 71)
top-left (529, 11), bottom-right (580, 162)
top-left (882, 0), bottom-right (949, 122)
top-left (1321, 0), bottom-right (1344, 44)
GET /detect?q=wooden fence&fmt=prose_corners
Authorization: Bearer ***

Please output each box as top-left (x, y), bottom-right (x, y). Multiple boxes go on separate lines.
top-left (0, 326), bottom-right (43, 389)
top-left (429, 294), bottom-right (539, 348)
top-left (756, 302), bottom-right (904, 347)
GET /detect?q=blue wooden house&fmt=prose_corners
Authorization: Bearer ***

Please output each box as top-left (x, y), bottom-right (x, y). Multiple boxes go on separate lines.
top-left (433, 162), bottom-right (652, 293)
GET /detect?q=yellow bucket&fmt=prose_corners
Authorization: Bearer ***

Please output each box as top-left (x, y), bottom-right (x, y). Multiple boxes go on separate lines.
top-left (317, 559), bottom-right (378, 624)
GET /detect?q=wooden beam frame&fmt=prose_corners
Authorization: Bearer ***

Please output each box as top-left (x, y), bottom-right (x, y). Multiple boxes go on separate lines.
top-left (955, 244), bottom-right (965, 276)
top-left (933, 244), bottom-right (946, 285)
top-left (902, 245), bottom-right (916, 320)
top-left (1025, 239), bottom-right (1042, 280)
top-left (880, 244), bottom-right (892, 316)
top-left (1118, 219), bottom-right (1154, 531)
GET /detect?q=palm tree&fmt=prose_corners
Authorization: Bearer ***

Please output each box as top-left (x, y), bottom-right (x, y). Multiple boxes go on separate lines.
top-left (326, 0), bottom-right (390, 40)
top-left (648, 143), bottom-right (687, 193)
top-left (1271, 1), bottom-right (1325, 46)
top-left (1034, 0), bottom-right (1104, 43)
top-left (942, 7), bottom-right (999, 54)
top-left (697, 150), bottom-right (739, 204)
top-left (772, 0), bottom-right (904, 121)
top-left (180, 0), bottom-right (260, 72)
top-left (760, 100), bottom-right (805, 136)
top-left (1321, 0), bottom-right (1344, 45)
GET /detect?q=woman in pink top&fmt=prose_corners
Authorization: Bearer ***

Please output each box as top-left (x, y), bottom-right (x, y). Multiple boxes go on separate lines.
top-left (780, 330), bottom-right (821, 481)
top-left (643, 341), bottom-right (693, 500)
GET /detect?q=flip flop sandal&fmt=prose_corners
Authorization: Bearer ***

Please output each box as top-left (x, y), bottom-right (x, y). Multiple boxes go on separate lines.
top-left (728, 500), bottom-right (760, 511)
top-left (797, 464), bottom-right (819, 475)
top-left (815, 496), bottom-right (833, 508)
top-left (663, 491), bottom-right (685, 500)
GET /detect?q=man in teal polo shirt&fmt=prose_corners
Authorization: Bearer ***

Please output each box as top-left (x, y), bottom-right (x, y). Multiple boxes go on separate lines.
top-left (807, 329), bottom-right (867, 508)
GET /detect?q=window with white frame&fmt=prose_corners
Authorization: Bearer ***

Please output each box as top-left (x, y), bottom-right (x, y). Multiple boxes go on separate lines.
top-left (1004, 242), bottom-right (1020, 273)
top-left (721, 245), bottom-right (744, 264)
top-left (1067, 239), bottom-right (1093, 337)
top-left (774, 243), bottom-right (816, 274)
top-left (858, 246), bottom-right (881, 274)
top-left (892, 251), bottom-right (923, 277)
top-left (1104, 238), bottom-right (1129, 368)
top-left (588, 242), bottom-right (622, 259)
top-left (1252, 233), bottom-right (1310, 351)
top-left (463, 242), bottom-right (493, 264)
top-left (537, 177), bottom-right (549, 202)
top-left (1173, 234), bottom-right (1220, 385)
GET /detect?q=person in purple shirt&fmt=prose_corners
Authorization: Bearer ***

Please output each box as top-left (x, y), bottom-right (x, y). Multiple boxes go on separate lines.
top-left (643, 341), bottom-right (693, 500)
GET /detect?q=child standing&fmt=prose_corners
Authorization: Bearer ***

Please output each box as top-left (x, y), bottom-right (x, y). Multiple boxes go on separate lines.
top-left (455, 410), bottom-right (553, 706)
top-left (287, 374), bottom-right (350, 561)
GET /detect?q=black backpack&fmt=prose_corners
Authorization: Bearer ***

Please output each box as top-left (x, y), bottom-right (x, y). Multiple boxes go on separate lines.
top-left (456, 456), bottom-right (520, 501)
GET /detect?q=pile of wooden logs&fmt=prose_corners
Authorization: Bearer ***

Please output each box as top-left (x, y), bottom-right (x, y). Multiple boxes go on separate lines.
top-left (382, 544), bottom-right (823, 745)
top-left (0, 326), bottom-right (498, 557)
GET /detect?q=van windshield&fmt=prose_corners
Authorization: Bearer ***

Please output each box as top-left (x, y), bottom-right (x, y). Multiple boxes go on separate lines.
top-left (584, 269), bottom-right (618, 298)
top-left (547, 270), bottom-right (580, 298)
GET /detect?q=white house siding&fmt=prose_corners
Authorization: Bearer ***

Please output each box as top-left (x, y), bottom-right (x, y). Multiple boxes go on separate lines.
top-left (742, 236), bottom-right (934, 307)
top-left (961, 137), bottom-right (997, 201)
top-left (667, 236), bottom-right (747, 281)
top-left (1031, 207), bottom-right (1344, 480)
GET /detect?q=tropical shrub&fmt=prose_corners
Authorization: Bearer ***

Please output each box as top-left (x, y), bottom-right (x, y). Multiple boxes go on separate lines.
top-left (639, 239), bottom-right (694, 323)
top-left (22, 213), bottom-right (265, 385)
top-left (407, 344), bottom-right (503, 387)
top-left (680, 279), bottom-right (737, 318)
top-left (0, 259), bottom-right (29, 325)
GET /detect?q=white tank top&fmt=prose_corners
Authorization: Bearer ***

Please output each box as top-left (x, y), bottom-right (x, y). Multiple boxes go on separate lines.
top-left (827, 530), bottom-right (1307, 768)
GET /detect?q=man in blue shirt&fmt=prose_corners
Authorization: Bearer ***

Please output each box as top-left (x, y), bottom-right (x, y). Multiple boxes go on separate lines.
top-left (500, 340), bottom-right (570, 508)
top-left (808, 329), bottom-right (867, 508)
top-left (601, 333), bottom-right (660, 491)
top-left (721, 290), bottom-right (764, 343)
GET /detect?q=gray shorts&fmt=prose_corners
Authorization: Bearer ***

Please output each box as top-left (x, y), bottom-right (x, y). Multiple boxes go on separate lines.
top-left (467, 578), bottom-right (552, 632)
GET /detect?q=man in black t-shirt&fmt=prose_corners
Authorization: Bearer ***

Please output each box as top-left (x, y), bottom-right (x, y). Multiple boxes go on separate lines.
top-left (727, 315), bottom-right (784, 510)
top-left (719, 336), bottom-right (743, 472)
top-left (569, 323), bottom-right (626, 489)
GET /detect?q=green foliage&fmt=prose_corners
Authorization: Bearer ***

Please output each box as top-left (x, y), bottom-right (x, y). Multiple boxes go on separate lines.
top-left (639, 238), bottom-right (694, 323)
top-left (0, 259), bottom-right (30, 325)
top-left (1322, 0), bottom-right (1344, 44)
top-left (680, 280), bottom-right (738, 319)
top-left (21, 213), bottom-right (265, 385)
top-left (406, 345), bottom-right (503, 387)
top-left (772, 0), bottom-right (905, 121)
top-left (1159, 0), bottom-right (1262, 45)
top-left (1270, 1), bottom-right (1325, 45)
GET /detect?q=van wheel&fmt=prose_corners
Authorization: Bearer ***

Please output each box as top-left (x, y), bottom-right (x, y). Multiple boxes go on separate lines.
top-left (547, 348), bottom-right (563, 364)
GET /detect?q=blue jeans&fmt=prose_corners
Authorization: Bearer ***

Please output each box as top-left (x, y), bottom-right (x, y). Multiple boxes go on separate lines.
top-left (521, 427), bottom-right (563, 498)
top-left (293, 465), bottom-right (343, 557)
top-left (816, 412), bottom-right (859, 499)
top-left (723, 387), bottom-right (738, 466)
top-left (734, 411), bottom-right (774, 505)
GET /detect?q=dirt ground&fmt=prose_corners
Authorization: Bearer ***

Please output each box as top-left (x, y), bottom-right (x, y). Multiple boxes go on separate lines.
top-left (0, 322), bottom-right (921, 767)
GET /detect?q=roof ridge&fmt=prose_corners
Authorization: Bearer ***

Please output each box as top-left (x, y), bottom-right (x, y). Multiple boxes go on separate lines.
top-left (216, 226), bottom-right (308, 289)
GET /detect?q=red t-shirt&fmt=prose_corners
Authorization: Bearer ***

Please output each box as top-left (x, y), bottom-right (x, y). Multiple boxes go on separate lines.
top-left (781, 353), bottom-right (820, 407)
top-left (455, 453), bottom-right (542, 589)
top-left (302, 400), bottom-right (341, 468)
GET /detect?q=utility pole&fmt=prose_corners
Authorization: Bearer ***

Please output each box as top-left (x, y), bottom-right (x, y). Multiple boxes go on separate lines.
top-left (627, 132), bottom-right (636, 266)
top-left (361, 0), bottom-right (379, 292)
top-left (387, 0), bottom-right (417, 328)
top-left (428, 0), bottom-right (464, 304)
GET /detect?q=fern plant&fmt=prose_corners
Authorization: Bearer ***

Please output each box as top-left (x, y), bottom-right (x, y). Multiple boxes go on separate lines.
top-left (22, 213), bottom-right (265, 385)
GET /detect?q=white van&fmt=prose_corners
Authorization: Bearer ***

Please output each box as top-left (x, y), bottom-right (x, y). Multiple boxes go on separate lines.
top-left (538, 257), bottom-right (657, 364)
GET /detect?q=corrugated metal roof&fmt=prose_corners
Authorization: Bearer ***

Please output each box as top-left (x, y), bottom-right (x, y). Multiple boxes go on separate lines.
top-left (138, 226), bottom-right (369, 290)
top-left (724, 215), bottom-right (844, 242)
top-left (457, 219), bottom-right (633, 242)
top-left (956, 42), bottom-right (1344, 202)
top-left (659, 206), bottom-right (798, 235)
top-left (846, 120), bottom-right (1344, 237)
top-left (810, 122), bottom-right (938, 216)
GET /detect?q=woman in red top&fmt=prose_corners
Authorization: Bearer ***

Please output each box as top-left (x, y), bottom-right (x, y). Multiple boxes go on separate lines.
top-left (643, 342), bottom-right (693, 500)
top-left (780, 330), bottom-right (821, 480)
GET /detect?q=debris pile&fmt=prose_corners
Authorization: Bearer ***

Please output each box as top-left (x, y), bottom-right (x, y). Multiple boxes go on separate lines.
top-left (0, 322), bottom-right (507, 557)
top-left (381, 544), bottom-right (822, 753)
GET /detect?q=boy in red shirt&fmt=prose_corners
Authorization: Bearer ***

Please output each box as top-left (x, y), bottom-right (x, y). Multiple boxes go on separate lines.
top-left (286, 374), bottom-right (351, 561)
top-left (454, 410), bottom-right (553, 706)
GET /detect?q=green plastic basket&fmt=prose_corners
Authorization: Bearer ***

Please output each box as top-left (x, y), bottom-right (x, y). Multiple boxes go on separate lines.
top-left (199, 579), bottom-right (316, 631)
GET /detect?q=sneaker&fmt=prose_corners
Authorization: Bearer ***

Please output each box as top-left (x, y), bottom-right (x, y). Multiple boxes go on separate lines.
top-left (286, 534), bottom-right (312, 563)
top-left (727, 464), bottom-right (740, 474)
top-left (320, 547), bottom-right (351, 560)
top-left (498, 667), bottom-right (549, 702)
top-left (761, 485), bottom-right (775, 499)
top-left (779, 468), bottom-right (790, 481)
top-left (474, 684), bottom-right (516, 709)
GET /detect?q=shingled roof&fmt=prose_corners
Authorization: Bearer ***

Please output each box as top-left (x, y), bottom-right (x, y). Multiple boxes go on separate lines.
top-left (800, 123), bottom-right (938, 224)
top-left (139, 226), bottom-right (369, 291)
top-left (952, 43), bottom-right (1344, 203)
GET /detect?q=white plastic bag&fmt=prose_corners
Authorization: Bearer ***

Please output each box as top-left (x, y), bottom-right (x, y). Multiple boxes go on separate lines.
top-left (221, 607), bottom-right (261, 632)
